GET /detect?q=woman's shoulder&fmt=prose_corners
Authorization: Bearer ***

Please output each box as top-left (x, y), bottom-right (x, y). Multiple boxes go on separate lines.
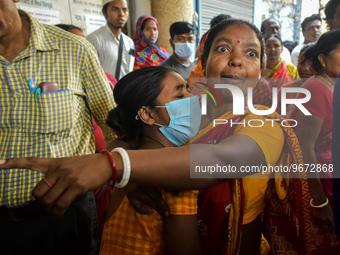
top-left (302, 79), bottom-right (333, 95)
top-left (161, 189), bottom-right (198, 215)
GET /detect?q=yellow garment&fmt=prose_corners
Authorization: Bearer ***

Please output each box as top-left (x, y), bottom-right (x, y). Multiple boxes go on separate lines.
top-left (191, 107), bottom-right (284, 253)
top-left (263, 58), bottom-right (300, 79)
top-left (234, 114), bottom-right (284, 224)
top-left (195, 110), bottom-right (284, 225)
top-left (100, 189), bottom-right (198, 255)
top-left (191, 106), bottom-right (311, 254)
top-left (0, 11), bottom-right (115, 207)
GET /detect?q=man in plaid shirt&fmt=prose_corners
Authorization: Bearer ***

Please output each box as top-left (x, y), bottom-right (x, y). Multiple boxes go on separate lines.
top-left (0, 0), bottom-right (115, 254)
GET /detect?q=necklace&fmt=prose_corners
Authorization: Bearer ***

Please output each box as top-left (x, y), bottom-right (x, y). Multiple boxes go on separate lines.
top-left (320, 76), bottom-right (335, 88)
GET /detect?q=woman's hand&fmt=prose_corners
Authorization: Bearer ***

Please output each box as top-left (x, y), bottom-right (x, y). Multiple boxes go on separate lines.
top-left (124, 183), bottom-right (171, 216)
top-left (312, 203), bottom-right (334, 234)
top-left (0, 154), bottom-right (113, 218)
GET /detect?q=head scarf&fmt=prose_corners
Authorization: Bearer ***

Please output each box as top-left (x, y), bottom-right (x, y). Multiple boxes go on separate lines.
top-left (133, 15), bottom-right (170, 70)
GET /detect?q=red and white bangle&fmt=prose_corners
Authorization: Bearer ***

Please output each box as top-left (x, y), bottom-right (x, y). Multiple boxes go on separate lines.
top-left (101, 149), bottom-right (117, 186)
top-left (113, 147), bottom-right (131, 188)
top-left (310, 197), bottom-right (329, 208)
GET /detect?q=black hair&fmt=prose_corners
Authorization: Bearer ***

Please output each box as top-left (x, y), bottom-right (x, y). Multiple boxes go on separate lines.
top-left (202, 19), bottom-right (265, 69)
top-left (260, 18), bottom-right (280, 34)
top-left (325, 0), bottom-right (340, 20)
top-left (299, 42), bottom-right (316, 60)
top-left (55, 24), bottom-right (83, 32)
top-left (264, 33), bottom-right (282, 44)
top-left (107, 66), bottom-right (177, 142)
top-left (301, 14), bottom-right (321, 31)
top-left (102, 3), bottom-right (109, 14)
top-left (169, 22), bottom-right (195, 39)
top-left (283, 40), bottom-right (298, 53)
top-left (141, 18), bottom-right (154, 31)
top-left (311, 28), bottom-right (340, 73)
top-left (210, 14), bottom-right (232, 28)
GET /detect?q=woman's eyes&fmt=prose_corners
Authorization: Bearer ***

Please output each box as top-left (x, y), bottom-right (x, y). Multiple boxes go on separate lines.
top-left (247, 50), bottom-right (258, 58)
top-left (216, 46), bottom-right (229, 53)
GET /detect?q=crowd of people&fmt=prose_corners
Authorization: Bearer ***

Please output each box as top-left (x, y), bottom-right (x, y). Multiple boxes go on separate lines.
top-left (1, 0), bottom-right (340, 254)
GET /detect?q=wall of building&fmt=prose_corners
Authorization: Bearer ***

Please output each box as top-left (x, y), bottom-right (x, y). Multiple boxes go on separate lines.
top-left (151, 0), bottom-right (193, 52)
top-left (16, 0), bottom-right (105, 35)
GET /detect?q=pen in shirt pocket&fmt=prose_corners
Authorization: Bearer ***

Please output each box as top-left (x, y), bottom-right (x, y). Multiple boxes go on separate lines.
top-left (28, 78), bottom-right (35, 93)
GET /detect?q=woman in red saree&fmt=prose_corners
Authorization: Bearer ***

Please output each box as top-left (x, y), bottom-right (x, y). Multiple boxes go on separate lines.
top-left (0, 19), bottom-right (312, 255)
top-left (133, 15), bottom-right (170, 70)
top-left (291, 29), bottom-right (340, 254)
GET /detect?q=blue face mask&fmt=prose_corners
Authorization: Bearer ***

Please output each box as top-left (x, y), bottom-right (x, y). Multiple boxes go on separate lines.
top-left (174, 42), bottom-right (195, 60)
top-left (153, 96), bottom-right (201, 146)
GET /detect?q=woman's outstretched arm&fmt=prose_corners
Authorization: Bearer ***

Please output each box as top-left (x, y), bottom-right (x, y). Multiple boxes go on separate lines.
top-left (0, 133), bottom-right (266, 217)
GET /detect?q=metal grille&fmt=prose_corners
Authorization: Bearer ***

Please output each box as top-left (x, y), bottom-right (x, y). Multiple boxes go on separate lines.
top-left (200, 0), bottom-right (254, 34)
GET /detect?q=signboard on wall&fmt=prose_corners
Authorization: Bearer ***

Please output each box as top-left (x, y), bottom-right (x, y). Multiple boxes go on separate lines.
top-left (20, 5), bottom-right (60, 25)
top-left (16, 0), bottom-right (106, 35)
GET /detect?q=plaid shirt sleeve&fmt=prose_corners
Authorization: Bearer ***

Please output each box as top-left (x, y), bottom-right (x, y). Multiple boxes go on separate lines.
top-left (82, 42), bottom-right (116, 142)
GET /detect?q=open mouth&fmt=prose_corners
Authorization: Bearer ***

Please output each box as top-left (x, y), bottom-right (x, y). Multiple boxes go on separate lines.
top-left (220, 76), bottom-right (245, 84)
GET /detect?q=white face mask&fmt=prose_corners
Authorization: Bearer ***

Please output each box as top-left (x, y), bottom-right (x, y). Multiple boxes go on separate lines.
top-left (174, 42), bottom-right (195, 60)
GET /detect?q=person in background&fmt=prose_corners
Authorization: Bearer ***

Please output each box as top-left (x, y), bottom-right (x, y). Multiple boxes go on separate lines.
top-left (160, 21), bottom-right (195, 81)
top-left (291, 29), bottom-right (340, 254)
top-left (291, 14), bottom-right (322, 66)
top-left (262, 34), bottom-right (299, 89)
top-left (261, 18), bottom-right (293, 63)
top-left (87, 0), bottom-right (135, 80)
top-left (277, 43), bottom-right (316, 116)
top-left (0, 1), bottom-right (115, 254)
top-left (332, 73), bottom-right (340, 238)
top-left (133, 15), bottom-right (170, 70)
top-left (283, 40), bottom-right (297, 53)
top-left (324, 0), bottom-right (340, 29)
top-left (100, 66), bottom-right (200, 255)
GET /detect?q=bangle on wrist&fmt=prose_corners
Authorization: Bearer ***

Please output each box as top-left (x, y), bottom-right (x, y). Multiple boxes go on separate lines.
top-left (112, 147), bottom-right (131, 188)
top-left (101, 149), bottom-right (117, 187)
top-left (310, 197), bottom-right (329, 208)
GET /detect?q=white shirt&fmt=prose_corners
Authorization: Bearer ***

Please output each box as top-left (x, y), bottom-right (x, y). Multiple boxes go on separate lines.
top-left (87, 24), bottom-right (135, 80)
top-left (281, 46), bottom-right (292, 64)
top-left (291, 43), bottom-right (306, 66)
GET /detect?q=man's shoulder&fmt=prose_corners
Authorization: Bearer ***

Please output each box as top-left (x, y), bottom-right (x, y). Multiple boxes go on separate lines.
top-left (159, 56), bottom-right (175, 66)
top-left (87, 26), bottom-right (108, 40)
top-left (121, 32), bottom-right (134, 45)
top-left (44, 24), bottom-right (95, 51)
top-left (291, 43), bottom-right (304, 54)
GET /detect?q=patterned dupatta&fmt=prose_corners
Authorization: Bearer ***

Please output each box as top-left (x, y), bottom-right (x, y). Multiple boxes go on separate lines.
top-left (133, 15), bottom-right (170, 70)
top-left (190, 106), bottom-right (312, 255)
top-left (263, 59), bottom-right (294, 89)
